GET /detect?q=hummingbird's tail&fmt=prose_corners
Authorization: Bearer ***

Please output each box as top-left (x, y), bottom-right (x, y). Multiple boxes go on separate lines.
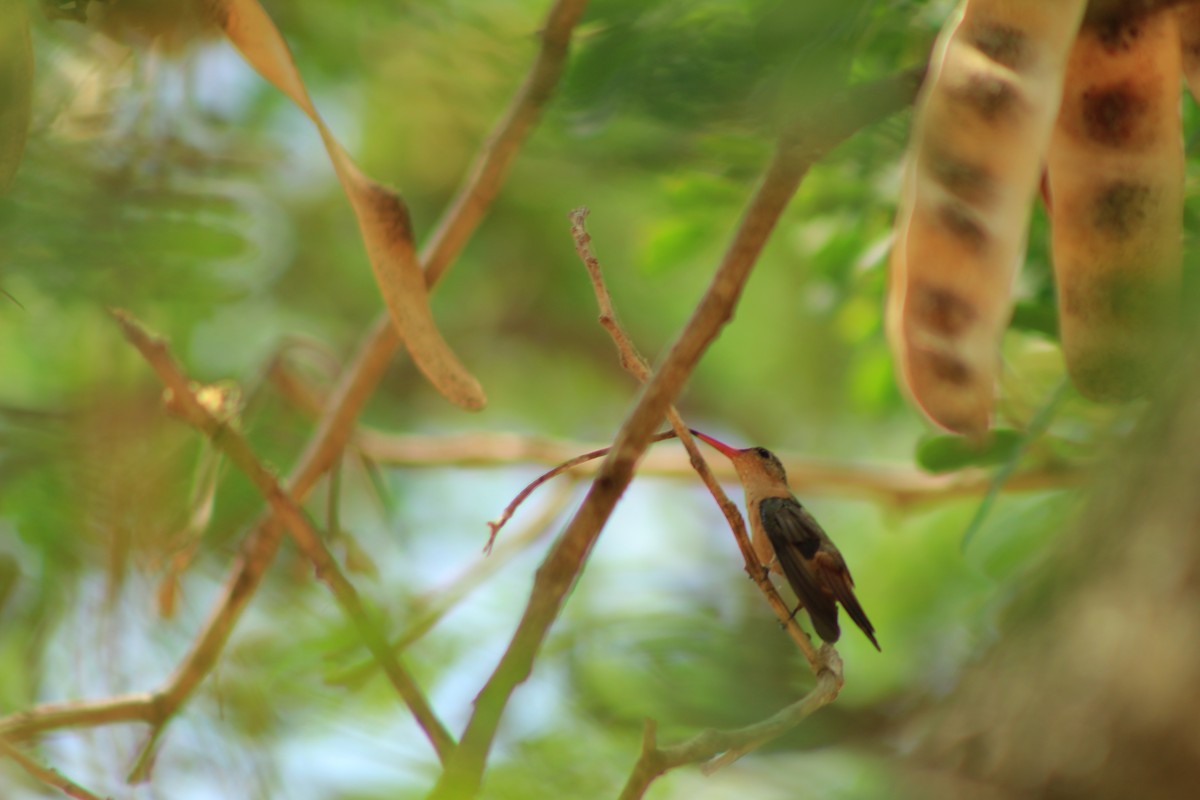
top-left (831, 583), bottom-right (880, 651)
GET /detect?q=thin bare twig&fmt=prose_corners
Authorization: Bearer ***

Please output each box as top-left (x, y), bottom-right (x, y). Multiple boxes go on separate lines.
top-left (0, 694), bottom-right (156, 741)
top-left (570, 206), bottom-right (825, 669)
top-left (0, 737), bottom-right (111, 800)
top-left (354, 430), bottom-right (1084, 506)
top-left (433, 143), bottom-right (815, 798)
top-left (573, 208), bottom-right (854, 787)
top-left (483, 430), bottom-right (682, 551)
top-left (618, 659), bottom-right (842, 800)
top-left (110, 310), bottom-right (455, 765)
top-left (429, 68), bottom-right (925, 800)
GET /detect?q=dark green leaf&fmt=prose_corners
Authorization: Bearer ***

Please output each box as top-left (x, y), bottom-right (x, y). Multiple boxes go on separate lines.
top-left (916, 428), bottom-right (1023, 473)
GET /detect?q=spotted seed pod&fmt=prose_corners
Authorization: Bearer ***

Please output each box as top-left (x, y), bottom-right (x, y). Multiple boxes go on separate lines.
top-left (888, 0), bottom-right (1086, 437)
top-left (1045, 11), bottom-right (1183, 401)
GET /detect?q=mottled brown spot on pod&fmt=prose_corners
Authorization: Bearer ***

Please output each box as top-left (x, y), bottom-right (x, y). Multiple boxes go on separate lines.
top-left (929, 150), bottom-right (993, 205)
top-left (969, 23), bottom-right (1027, 70)
top-left (937, 201), bottom-right (987, 252)
top-left (1091, 181), bottom-right (1151, 239)
top-left (922, 350), bottom-right (973, 387)
top-left (914, 283), bottom-right (976, 336)
top-left (362, 183), bottom-right (415, 242)
top-left (1081, 82), bottom-right (1147, 148)
top-left (953, 72), bottom-right (1021, 122)
top-left (1091, 15), bottom-right (1141, 54)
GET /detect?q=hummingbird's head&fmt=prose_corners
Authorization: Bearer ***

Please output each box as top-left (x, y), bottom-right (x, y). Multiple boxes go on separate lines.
top-left (744, 446), bottom-right (787, 483)
top-left (689, 430), bottom-right (789, 486)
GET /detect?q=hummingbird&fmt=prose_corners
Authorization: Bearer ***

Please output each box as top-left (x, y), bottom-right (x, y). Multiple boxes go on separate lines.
top-left (690, 429), bottom-right (880, 651)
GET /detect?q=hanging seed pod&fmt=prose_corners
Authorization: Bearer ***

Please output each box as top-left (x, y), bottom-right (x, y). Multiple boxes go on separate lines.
top-left (888, 0), bottom-right (1085, 437)
top-left (201, 0), bottom-right (486, 411)
top-left (1046, 10), bottom-right (1183, 401)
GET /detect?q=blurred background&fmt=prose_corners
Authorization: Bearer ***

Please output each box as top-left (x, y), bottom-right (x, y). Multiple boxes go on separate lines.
top-left (2, 1), bottom-right (1199, 798)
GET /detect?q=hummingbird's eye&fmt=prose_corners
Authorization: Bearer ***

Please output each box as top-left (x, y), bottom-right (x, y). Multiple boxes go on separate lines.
top-left (754, 447), bottom-right (771, 459)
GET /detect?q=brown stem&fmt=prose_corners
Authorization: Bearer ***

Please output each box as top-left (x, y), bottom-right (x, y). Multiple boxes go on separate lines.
top-left (0, 737), bottom-right (110, 800)
top-left (618, 662), bottom-right (843, 800)
top-left (110, 310), bottom-right (456, 764)
top-left (352, 430), bottom-right (1084, 506)
top-left (428, 68), bottom-right (926, 800)
top-left (569, 206), bottom-right (823, 667)
top-left (431, 124), bottom-right (809, 800)
top-left (484, 430), bottom-right (681, 551)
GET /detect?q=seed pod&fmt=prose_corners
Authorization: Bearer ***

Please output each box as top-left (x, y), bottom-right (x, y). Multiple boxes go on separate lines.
top-left (201, 0), bottom-right (486, 411)
top-left (1046, 11), bottom-right (1182, 401)
top-left (888, 0), bottom-right (1085, 437)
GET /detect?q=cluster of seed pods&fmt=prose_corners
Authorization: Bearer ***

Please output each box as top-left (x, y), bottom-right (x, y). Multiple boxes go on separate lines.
top-left (889, 0), bottom-right (1186, 437)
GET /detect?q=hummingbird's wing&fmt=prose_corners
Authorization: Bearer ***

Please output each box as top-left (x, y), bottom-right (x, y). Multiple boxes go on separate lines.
top-left (758, 496), bottom-right (880, 651)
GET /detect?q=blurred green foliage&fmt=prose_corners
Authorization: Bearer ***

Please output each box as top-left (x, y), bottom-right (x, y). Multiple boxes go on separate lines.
top-left (0, 1), bottom-right (1191, 798)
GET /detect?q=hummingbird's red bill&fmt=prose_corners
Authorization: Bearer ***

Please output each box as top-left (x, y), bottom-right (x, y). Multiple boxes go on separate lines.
top-left (689, 429), bottom-right (740, 458)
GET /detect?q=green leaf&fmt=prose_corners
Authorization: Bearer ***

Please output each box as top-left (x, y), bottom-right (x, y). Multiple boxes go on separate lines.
top-left (916, 429), bottom-right (1023, 474)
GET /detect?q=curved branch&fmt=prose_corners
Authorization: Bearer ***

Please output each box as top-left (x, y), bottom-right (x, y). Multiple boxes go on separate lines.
top-left (0, 737), bottom-right (108, 800)
top-left (569, 206), bottom-right (823, 668)
top-left (354, 432), bottom-right (1083, 507)
top-left (110, 310), bottom-right (455, 771)
top-left (619, 658), bottom-right (843, 800)
top-left (428, 67), bottom-right (921, 800)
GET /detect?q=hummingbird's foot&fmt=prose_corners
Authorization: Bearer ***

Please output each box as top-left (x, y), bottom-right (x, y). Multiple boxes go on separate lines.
top-left (774, 604), bottom-right (805, 632)
top-left (758, 556), bottom-right (779, 582)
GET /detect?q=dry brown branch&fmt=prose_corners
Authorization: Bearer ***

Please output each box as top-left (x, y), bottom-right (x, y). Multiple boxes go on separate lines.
top-left (420, 0), bottom-right (591, 286)
top-left (484, 430), bottom-right (682, 551)
top-left (429, 68), bottom-right (925, 799)
top-left (0, 694), bottom-right (155, 741)
top-left (570, 207), bottom-right (652, 378)
top-left (109, 310), bottom-right (455, 763)
top-left (570, 207), bottom-right (862, 790)
top-left (0, 737), bottom-right (110, 800)
top-left (618, 658), bottom-right (843, 800)
top-left (432, 144), bottom-right (814, 797)
top-left (569, 206), bottom-right (823, 668)
top-left (354, 430), bottom-right (1083, 506)
top-left (0, 0), bottom-right (590, 776)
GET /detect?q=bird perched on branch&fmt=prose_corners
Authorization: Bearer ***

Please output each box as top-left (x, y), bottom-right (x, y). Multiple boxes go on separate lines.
top-left (691, 429), bottom-right (880, 651)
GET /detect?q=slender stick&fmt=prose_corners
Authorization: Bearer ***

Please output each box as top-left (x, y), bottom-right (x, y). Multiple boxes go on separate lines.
top-left (0, 737), bottom-right (111, 800)
top-left (570, 206), bottom-right (823, 668)
top-left (571, 207), bottom-right (850, 792)
top-left (353, 430), bottom-right (1084, 506)
top-left (484, 430), bottom-right (682, 551)
top-left (111, 310), bottom-right (456, 764)
top-left (618, 661), bottom-right (842, 800)
top-left (428, 68), bottom-right (926, 800)
top-left (430, 132), bottom-right (813, 800)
